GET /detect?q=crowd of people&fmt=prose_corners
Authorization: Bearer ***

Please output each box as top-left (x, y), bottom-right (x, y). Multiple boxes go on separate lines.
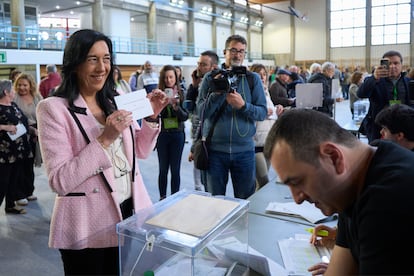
top-left (2, 28), bottom-right (414, 275)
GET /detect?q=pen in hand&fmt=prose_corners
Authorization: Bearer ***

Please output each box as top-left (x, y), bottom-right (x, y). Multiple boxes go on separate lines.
top-left (306, 228), bottom-right (329, 237)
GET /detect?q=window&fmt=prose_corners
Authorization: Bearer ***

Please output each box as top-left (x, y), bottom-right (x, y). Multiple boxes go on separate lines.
top-left (330, 0), bottom-right (411, 47)
top-left (330, 0), bottom-right (366, 47)
top-left (371, 0), bottom-right (410, 45)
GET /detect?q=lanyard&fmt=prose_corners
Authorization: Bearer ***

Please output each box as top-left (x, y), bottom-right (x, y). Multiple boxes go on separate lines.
top-left (393, 85), bottom-right (397, 100)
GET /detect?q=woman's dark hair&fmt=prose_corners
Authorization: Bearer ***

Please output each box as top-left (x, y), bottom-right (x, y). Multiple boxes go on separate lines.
top-left (350, 71), bottom-right (363, 85)
top-left (250, 63), bottom-right (267, 75)
top-left (158, 65), bottom-right (184, 101)
top-left (54, 29), bottom-right (117, 115)
top-left (113, 65), bottom-right (123, 82)
top-left (9, 69), bottom-right (21, 82)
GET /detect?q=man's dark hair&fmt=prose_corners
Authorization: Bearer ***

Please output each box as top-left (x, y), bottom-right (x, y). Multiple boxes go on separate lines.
top-left (263, 109), bottom-right (358, 165)
top-left (383, 50), bottom-right (403, 63)
top-left (225, 34), bottom-right (247, 48)
top-left (375, 104), bottom-right (414, 141)
top-left (200, 50), bottom-right (219, 66)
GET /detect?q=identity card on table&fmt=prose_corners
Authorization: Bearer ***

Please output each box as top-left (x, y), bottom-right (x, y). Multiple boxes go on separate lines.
top-left (114, 89), bottom-right (154, 121)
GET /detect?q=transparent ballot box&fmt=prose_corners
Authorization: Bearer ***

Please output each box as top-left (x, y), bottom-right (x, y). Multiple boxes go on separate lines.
top-left (116, 190), bottom-right (249, 276)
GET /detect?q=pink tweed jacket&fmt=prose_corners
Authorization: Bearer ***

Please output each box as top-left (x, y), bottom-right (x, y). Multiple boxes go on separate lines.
top-left (36, 96), bottom-right (159, 250)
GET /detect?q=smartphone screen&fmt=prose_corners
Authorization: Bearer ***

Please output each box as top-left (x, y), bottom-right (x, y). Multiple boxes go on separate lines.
top-left (380, 59), bottom-right (389, 69)
top-left (164, 88), bottom-right (174, 98)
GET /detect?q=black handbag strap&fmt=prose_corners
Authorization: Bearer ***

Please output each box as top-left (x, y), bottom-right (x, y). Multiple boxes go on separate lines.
top-left (68, 107), bottom-right (136, 193)
top-left (68, 107), bottom-right (113, 193)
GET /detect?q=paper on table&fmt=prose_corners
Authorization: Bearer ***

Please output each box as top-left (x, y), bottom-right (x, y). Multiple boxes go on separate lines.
top-left (145, 194), bottom-right (239, 237)
top-left (7, 123), bottom-right (27, 141)
top-left (265, 201), bottom-right (331, 224)
top-left (114, 89), bottom-right (154, 121)
top-left (278, 238), bottom-right (330, 276)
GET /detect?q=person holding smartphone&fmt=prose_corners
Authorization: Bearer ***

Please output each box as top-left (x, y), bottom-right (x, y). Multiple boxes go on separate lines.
top-left (155, 65), bottom-right (189, 201)
top-left (186, 51), bottom-right (219, 192)
top-left (357, 50), bottom-right (412, 142)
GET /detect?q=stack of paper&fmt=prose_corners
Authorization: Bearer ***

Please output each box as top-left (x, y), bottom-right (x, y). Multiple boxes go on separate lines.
top-left (265, 201), bottom-right (333, 224)
top-left (145, 194), bottom-right (239, 237)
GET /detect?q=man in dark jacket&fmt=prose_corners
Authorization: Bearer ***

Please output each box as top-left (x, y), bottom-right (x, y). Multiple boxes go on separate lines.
top-left (269, 68), bottom-right (294, 107)
top-left (308, 62), bottom-right (336, 117)
top-left (186, 50), bottom-right (219, 191)
top-left (357, 50), bottom-right (411, 142)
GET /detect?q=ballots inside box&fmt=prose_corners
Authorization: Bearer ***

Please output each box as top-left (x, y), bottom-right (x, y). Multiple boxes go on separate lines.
top-left (116, 190), bottom-right (249, 276)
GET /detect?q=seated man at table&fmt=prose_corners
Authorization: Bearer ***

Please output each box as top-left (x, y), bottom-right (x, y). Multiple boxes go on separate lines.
top-left (263, 109), bottom-right (414, 275)
top-left (307, 104), bottom-right (414, 275)
top-left (374, 103), bottom-right (414, 151)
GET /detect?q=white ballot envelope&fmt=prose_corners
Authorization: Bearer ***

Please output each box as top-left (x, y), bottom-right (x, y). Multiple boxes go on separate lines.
top-left (114, 89), bottom-right (154, 121)
top-left (7, 123), bottom-right (27, 141)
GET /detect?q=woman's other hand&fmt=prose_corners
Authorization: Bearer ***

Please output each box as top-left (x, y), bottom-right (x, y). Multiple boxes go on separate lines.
top-left (147, 89), bottom-right (168, 117)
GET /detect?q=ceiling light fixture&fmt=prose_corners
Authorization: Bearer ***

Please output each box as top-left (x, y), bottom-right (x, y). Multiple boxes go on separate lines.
top-left (200, 6), bottom-right (212, 14)
top-left (240, 16), bottom-right (248, 23)
top-left (222, 12), bottom-right (232, 19)
top-left (170, 0), bottom-right (184, 7)
top-left (255, 20), bottom-right (263, 27)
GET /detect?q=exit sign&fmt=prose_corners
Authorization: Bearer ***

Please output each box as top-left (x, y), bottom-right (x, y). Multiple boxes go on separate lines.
top-left (0, 51), bottom-right (6, 63)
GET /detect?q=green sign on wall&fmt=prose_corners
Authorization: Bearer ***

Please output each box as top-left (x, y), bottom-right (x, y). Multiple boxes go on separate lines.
top-left (0, 51), bottom-right (6, 63)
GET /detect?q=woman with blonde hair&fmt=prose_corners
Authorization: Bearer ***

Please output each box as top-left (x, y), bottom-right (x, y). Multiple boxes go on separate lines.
top-left (13, 73), bottom-right (43, 205)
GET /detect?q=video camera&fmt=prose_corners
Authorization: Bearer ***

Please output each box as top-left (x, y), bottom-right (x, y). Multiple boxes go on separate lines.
top-left (210, 66), bottom-right (247, 94)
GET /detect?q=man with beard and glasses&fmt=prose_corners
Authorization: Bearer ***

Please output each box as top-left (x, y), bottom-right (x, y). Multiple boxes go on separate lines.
top-left (196, 35), bottom-right (267, 199)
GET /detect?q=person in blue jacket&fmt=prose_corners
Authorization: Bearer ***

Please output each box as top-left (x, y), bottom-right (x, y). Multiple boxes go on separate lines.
top-left (196, 34), bottom-right (267, 199)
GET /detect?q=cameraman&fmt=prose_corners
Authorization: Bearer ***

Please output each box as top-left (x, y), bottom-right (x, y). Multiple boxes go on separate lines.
top-left (196, 35), bottom-right (267, 199)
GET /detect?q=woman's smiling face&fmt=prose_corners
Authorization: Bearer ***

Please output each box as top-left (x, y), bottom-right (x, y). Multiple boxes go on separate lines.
top-left (16, 78), bottom-right (31, 96)
top-left (76, 40), bottom-right (111, 95)
top-left (164, 69), bottom-right (176, 88)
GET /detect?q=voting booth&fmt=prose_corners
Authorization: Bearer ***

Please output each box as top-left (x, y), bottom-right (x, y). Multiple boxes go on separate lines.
top-left (117, 190), bottom-right (249, 275)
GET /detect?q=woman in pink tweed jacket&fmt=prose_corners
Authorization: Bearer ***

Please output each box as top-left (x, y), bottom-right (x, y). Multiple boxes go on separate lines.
top-left (36, 29), bottom-right (167, 275)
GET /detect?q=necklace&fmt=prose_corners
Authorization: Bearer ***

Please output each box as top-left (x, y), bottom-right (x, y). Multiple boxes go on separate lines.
top-left (110, 136), bottom-right (129, 178)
